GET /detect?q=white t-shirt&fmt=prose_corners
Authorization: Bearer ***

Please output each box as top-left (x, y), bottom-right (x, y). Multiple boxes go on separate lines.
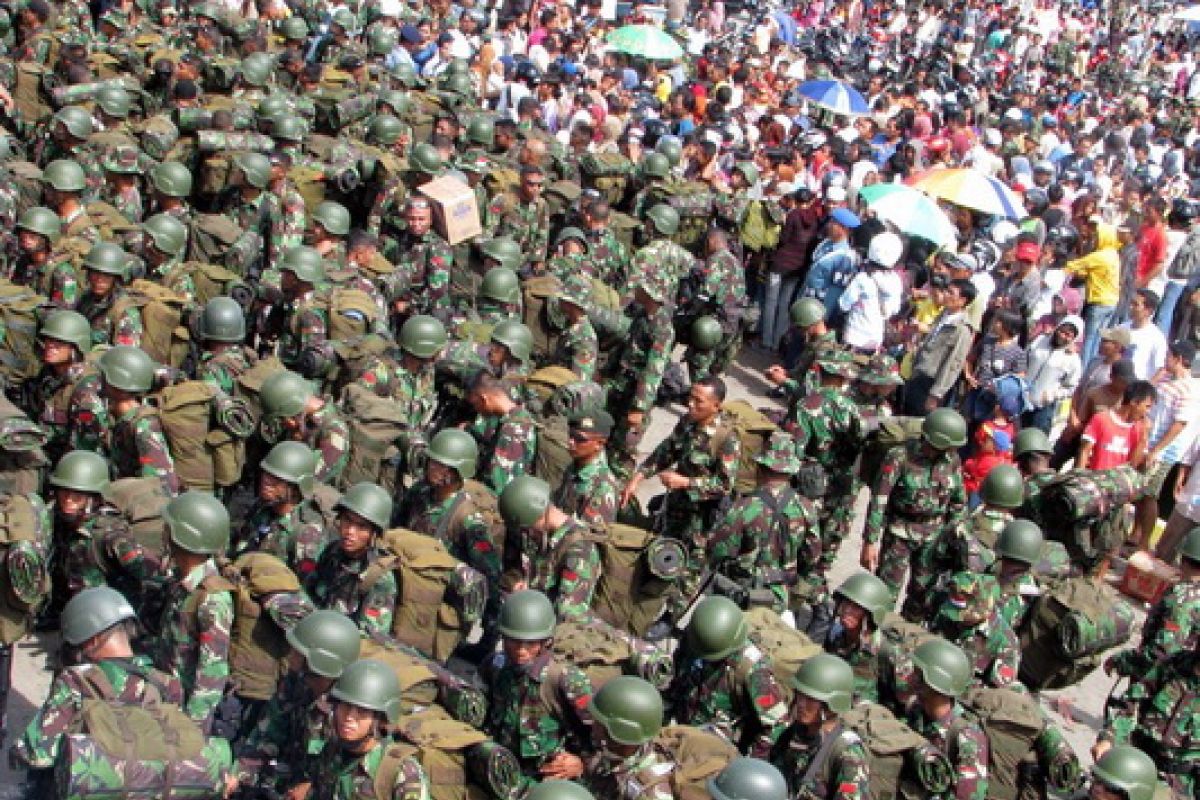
top-left (839, 269), bottom-right (902, 350)
top-left (1121, 321), bottom-right (1168, 379)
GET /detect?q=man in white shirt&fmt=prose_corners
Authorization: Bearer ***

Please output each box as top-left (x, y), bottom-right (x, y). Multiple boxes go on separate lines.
top-left (839, 231), bottom-right (903, 353)
top-left (1121, 288), bottom-right (1168, 379)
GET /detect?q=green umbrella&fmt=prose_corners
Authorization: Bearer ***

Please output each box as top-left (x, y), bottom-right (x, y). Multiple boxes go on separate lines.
top-left (606, 24), bottom-right (684, 60)
top-left (857, 183), bottom-right (958, 248)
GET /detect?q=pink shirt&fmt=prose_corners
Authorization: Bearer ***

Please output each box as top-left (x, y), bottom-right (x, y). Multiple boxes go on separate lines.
top-left (1081, 409), bottom-right (1141, 470)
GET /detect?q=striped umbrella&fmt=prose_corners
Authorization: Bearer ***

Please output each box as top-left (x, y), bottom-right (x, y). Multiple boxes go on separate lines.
top-left (907, 168), bottom-right (1025, 219)
top-left (856, 183), bottom-right (958, 248)
top-left (795, 79), bottom-right (870, 116)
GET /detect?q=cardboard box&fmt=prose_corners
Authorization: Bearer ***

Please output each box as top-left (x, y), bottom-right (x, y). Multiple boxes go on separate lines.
top-left (419, 175), bottom-right (482, 246)
top-left (1120, 551), bottom-right (1179, 605)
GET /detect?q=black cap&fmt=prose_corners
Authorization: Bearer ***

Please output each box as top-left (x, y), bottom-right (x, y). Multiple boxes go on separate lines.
top-left (569, 410), bottom-right (614, 438)
top-left (1171, 340), bottom-right (1197, 367)
top-left (1111, 359), bottom-right (1136, 382)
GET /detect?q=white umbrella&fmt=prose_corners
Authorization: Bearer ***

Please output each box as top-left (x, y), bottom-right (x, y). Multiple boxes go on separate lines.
top-left (1173, 5), bottom-right (1200, 21)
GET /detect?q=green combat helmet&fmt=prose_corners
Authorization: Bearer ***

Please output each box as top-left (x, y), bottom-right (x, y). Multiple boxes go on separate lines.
top-left (466, 116), bottom-right (495, 148)
top-left (686, 596), bottom-right (747, 661)
top-left (490, 320), bottom-right (533, 363)
top-left (980, 464), bottom-right (1024, 509)
top-left (654, 135), bottom-right (682, 167)
top-left (368, 28), bottom-right (397, 56)
top-left (367, 114), bottom-right (405, 146)
top-left (995, 520), bottom-right (1044, 566)
top-left (441, 73), bottom-right (474, 99)
top-left (479, 237), bottom-right (523, 272)
top-left (390, 61), bottom-right (421, 89)
top-left (377, 91), bottom-right (411, 117)
top-left (40, 309), bottom-right (92, 354)
top-left (42, 159), bottom-right (87, 193)
top-left (912, 638), bottom-right (971, 697)
top-left (312, 201), bottom-right (351, 236)
top-left (330, 659), bottom-right (402, 723)
top-left (84, 241), bottom-right (130, 277)
top-left (525, 782), bottom-right (595, 800)
top-left (921, 408), bottom-right (967, 450)
top-left (261, 441), bottom-right (317, 498)
top-left (286, 609), bottom-right (363, 679)
top-left (708, 759), bottom-right (788, 800)
top-left (640, 152), bottom-right (671, 179)
top-left (61, 586), bottom-right (136, 646)
top-left (734, 162), bottom-right (759, 185)
top-left (792, 653), bottom-right (853, 712)
top-left (646, 204), bottom-right (680, 236)
top-left (198, 297), bottom-right (247, 343)
top-left (279, 16), bottom-right (308, 41)
top-left (496, 589), bottom-right (556, 641)
top-left (143, 213), bottom-right (188, 258)
top-left (260, 370), bottom-right (313, 420)
top-left (499, 475), bottom-right (551, 528)
top-left (234, 151), bottom-right (272, 190)
top-left (1013, 428), bottom-right (1051, 458)
top-left (164, 491), bottom-right (231, 555)
top-left (336, 482), bottom-right (393, 531)
top-left (240, 51), bottom-right (274, 87)
top-left (54, 106), bottom-right (94, 139)
top-left (690, 316), bottom-right (723, 351)
top-left (151, 161), bottom-right (193, 198)
top-left (479, 267), bottom-right (521, 305)
top-left (16, 207), bottom-right (61, 244)
top-left (279, 246), bottom-right (326, 284)
top-left (588, 676), bottom-right (663, 746)
top-left (399, 315), bottom-right (447, 359)
top-left (95, 86), bottom-right (132, 119)
top-left (409, 142), bottom-right (443, 174)
top-left (258, 95), bottom-right (291, 122)
top-left (272, 116), bottom-right (307, 144)
top-left (49, 450), bottom-right (110, 494)
top-left (790, 297), bottom-right (826, 328)
top-left (833, 572), bottom-right (893, 626)
top-left (99, 346), bottom-right (155, 393)
top-left (1091, 746), bottom-right (1158, 800)
top-left (427, 429), bottom-right (478, 479)
top-left (104, 145), bottom-right (142, 177)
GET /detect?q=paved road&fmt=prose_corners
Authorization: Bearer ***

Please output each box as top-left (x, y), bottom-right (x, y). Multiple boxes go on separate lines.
top-left (0, 344), bottom-right (1141, 796)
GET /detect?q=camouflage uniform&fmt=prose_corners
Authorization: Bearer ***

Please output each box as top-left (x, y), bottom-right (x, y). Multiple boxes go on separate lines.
top-left (78, 291), bottom-right (144, 348)
top-left (12, 252), bottom-right (80, 307)
top-left (907, 703), bottom-right (990, 800)
top-left (387, 229), bottom-right (454, 320)
top-left (604, 303), bottom-right (675, 473)
top-left (1100, 652), bottom-right (1200, 798)
top-left (520, 516), bottom-right (602, 621)
top-left (32, 362), bottom-right (108, 461)
top-left (994, 571), bottom-right (1041, 632)
top-left (236, 500), bottom-right (329, 575)
top-left (309, 738), bottom-right (430, 800)
top-left (791, 386), bottom-right (866, 574)
top-left (630, 239), bottom-right (694, 293)
top-left (52, 511), bottom-right (164, 608)
top-left (109, 405), bottom-right (182, 494)
top-left (278, 292), bottom-right (328, 368)
top-left (291, 404), bottom-right (351, 486)
top-left (779, 332), bottom-right (841, 398)
top-left (196, 347), bottom-right (257, 395)
top-left (554, 316), bottom-right (600, 382)
top-left (671, 643), bottom-right (790, 758)
top-left (585, 746), bottom-right (675, 800)
top-left (824, 628), bottom-right (884, 705)
top-left (772, 724), bottom-right (871, 799)
top-left (553, 453), bottom-right (620, 528)
top-left (486, 193), bottom-right (550, 268)
top-left (305, 541), bottom-right (397, 636)
top-left (683, 248), bottom-right (746, 380)
top-left (238, 671), bottom-right (335, 786)
top-left (153, 558), bottom-right (235, 728)
top-left (13, 656), bottom-right (184, 768)
top-left (399, 482), bottom-right (503, 604)
top-left (931, 507), bottom-right (1014, 576)
top-left (932, 613), bottom-right (1022, 689)
top-left (708, 483), bottom-right (822, 614)
top-left (1110, 579), bottom-right (1200, 678)
top-left (482, 650), bottom-right (593, 786)
top-left (586, 228), bottom-right (631, 288)
top-left (471, 406), bottom-right (537, 495)
top-left (356, 359), bottom-right (438, 435)
top-left (864, 441), bottom-right (966, 618)
top-left (268, 180), bottom-right (308, 266)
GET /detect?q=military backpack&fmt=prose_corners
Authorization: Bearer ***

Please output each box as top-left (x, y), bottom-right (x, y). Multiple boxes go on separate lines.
top-left (579, 152), bottom-right (633, 206)
top-left (187, 213), bottom-right (263, 277)
top-left (552, 614), bottom-right (674, 691)
top-left (711, 400), bottom-right (779, 496)
top-left (339, 383), bottom-right (411, 493)
top-left (646, 181), bottom-right (715, 252)
top-left (648, 725), bottom-right (739, 800)
top-left (110, 279), bottom-right (192, 369)
top-left (834, 702), bottom-right (953, 800)
top-left (742, 607), bottom-right (824, 698)
top-left (165, 261), bottom-right (253, 307)
top-left (360, 631), bottom-right (488, 727)
top-left (101, 476), bottom-right (169, 555)
top-left (140, 380), bottom-right (255, 492)
top-left (0, 394), bottom-right (49, 494)
top-left (0, 279), bottom-right (51, 388)
top-left (590, 523), bottom-right (685, 639)
top-left (0, 492), bottom-right (47, 644)
top-left (1034, 466), bottom-right (1144, 566)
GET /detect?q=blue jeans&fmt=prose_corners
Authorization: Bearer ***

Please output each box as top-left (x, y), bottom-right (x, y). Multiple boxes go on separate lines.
top-left (762, 273), bottom-right (802, 350)
top-left (1021, 404), bottom-right (1057, 434)
top-left (1156, 280), bottom-right (1186, 337)
top-left (1081, 303), bottom-right (1116, 368)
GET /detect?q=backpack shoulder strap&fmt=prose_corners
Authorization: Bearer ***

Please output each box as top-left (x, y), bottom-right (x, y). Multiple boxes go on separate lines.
top-left (707, 417), bottom-right (735, 462)
top-left (373, 741), bottom-right (421, 800)
top-left (359, 552), bottom-right (399, 592)
top-left (799, 723), bottom-right (846, 792)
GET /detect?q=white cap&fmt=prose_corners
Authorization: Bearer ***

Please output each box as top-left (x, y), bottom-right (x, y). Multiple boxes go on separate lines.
top-left (826, 185), bottom-right (847, 203)
top-left (984, 128), bottom-right (1002, 147)
top-left (991, 220), bottom-right (1019, 246)
top-left (868, 231), bottom-right (904, 268)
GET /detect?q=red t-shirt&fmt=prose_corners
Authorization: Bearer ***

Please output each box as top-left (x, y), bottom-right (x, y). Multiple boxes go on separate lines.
top-left (1137, 223), bottom-right (1167, 283)
top-left (1081, 409), bottom-right (1141, 470)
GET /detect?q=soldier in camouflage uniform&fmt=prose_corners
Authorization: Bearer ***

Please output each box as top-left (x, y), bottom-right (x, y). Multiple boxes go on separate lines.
top-left (990, 520), bottom-right (1047, 632)
top-left (39, 117), bottom-right (103, 205)
top-left (929, 572), bottom-right (1021, 689)
top-left (1108, 527), bottom-right (1200, 678)
top-left (466, 370), bottom-right (537, 495)
top-left (46, 450), bottom-right (162, 614)
top-left (385, 196), bottom-right (453, 324)
top-left (791, 351), bottom-right (866, 578)
top-left (499, 476), bottom-right (601, 621)
top-left (906, 639), bottom-right (990, 800)
top-left (1097, 650), bottom-right (1200, 797)
top-left (269, 246), bottom-right (328, 369)
top-left (486, 164), bottom-right (551, 275)
top-left (98, 346), bottom-right (181, 494)
top-left (195, 298), bottom-right (257, 395)
top-left (8, 206), bottom-right (79, 308)
top-left (77, 243), bottom-right (144, 349)
top-left (929, 465), bottom-right (1024, 592)
top-left (236, 610), bottom-right (362, 798)
top-left (671, 597), bottom-right (789, 758)
top-left (708, 430), bottom-right (821, 615)
top-left (309, 659), bottom-right (431, 800)
top-left (235, 441), bottom-right (329, 575)
top-left (450, 265), bottom-right (522, 342)
top-left (766, 298), bottom-right (838, 395)
top-left (860, 408), bottom-right (968, 621)
top-left (823, 573), bottom-right (894, 704)
top-left (306, 200), bottom-right (352, 269)
top-left (580, 200), bottom-right (631, 288)
top-left (146, 161), bottom-right (194, 227)
top-left (485, 320), bottom-right (535, 383)
top-left (622, 377), bottom-right (740, 612)
top-left (101, 145), bottom-right (144, 224)
top-left (554, 411), bottom-right (620, 528)
top-left (1013, 428), bottom-right (1056, 525)
top-left (630, 205), bottom-right (695, 292)
top-left (584, 677), bottom-right (675, 800)
top-left (482, 591), bottom-right (593, 788)
top-left (28, 309), bottom-right (107, 462)
top-left (12, 587), bottom-right (187, 792)
top-left (141, 214), bottom-right (190, 298)
top-left (551, 277), bottom-right (601, 382)
top-left (681, 229), bottom-right (746, 381)
top-left (307, 484), bottom-right (397, 636)
top-left (772, 654), bottom-right (871, 799)
top-left (259, 369), bottom-right (350, 486)
top-left (153, 492), bottom-right (235, 729)
top-left (1088, 747), bottom-right (1162, 800)
top-left (604, 270), bottom-right (675, 477)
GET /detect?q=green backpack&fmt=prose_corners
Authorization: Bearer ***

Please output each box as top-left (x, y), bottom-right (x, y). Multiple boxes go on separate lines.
top-left (713, 400), bottom-right (779, 496)
top-left (590, 523), bottom-right (685, 639)
top-left (580, 152), bottom-right (633, 206)
top-left (375, 710), bottom-right (521, 800)
top-left (0, 492), bottom-right (48, 644)
top-left (102, 477), bottom-right (170, 554)
top-left (0, 279), bottom-right (50, 388)
top-left (651, 726), bottom-right (739, 800)
top-left (839, 702), bottom-right (953, 800)
top-left (740, 199), bottom-right (783, 252)
top-left (742, 607), bottom-right (823, 697)
top-left (1036, 466), bottom-right (1144, 565)
top-left (360, 630), bottom-right (489, 727)
top-left (339, 383), bottom-right (411, 493)
top-left (647, 181), bottom-right (715, 251)
top-left (552, 614), bottom-right (674, 691)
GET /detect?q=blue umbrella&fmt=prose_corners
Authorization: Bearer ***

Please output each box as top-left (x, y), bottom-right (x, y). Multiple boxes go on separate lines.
top-left (796, 79), bottom-right (870, 117)
top-left (771, 11), bottom-right (797, 45)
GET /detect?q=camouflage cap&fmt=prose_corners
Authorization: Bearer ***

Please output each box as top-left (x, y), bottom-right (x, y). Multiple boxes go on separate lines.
top-left (103, 145), bottom-right (141, 175)
top-left (558, 274), bottom-right (592, 309)
top-left (857, 353), bottom-right (904, 386)
top-left (816, 349), bottom-right (859, 378)
top-left (756, 430), bottom-right (801, 475)
top-left (634, 273), bottom-right (670, 304)
top-left (937, 571), bottom-right (1000, 627)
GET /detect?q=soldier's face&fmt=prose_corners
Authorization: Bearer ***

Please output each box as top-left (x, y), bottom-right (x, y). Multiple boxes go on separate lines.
top-left (87, 270), bottom-right (117, 298)
top-left (568, 430), bottom-right (605, 461)
top-left (41, 337), bottom-right (74, 365)
top-left (502, 637), bottom-right (545, 667)
top-left (836, 600), bottom-right (867, 634)
top-left (334, 702), bottom-right (378, 744)
top-left (338, 512), bottom-right (375, 557)
top-left (1089, 785), bottom-right (1123, 800)
top-left (259, 472), bottom-right (293, 506)
top-left (406, 207), bottom-right (432, 235)
top-left (425, 459), bottom-right (457, 489)
top-left (686, 385), bottom-right (721, 423)
top-left (18, 230), bottom-right (48, 256)
top-left (790, 693), bottom-right (824, 727)
top-left (55, 488), bottom-right (96, 521)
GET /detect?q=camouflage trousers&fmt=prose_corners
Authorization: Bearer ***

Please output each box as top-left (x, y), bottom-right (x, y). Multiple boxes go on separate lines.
top-left (818, 484), bottom-right (859, 574)
top-left (656, 493), bottom-right (725, 620)
top-left (877, 532), bottom-right (938, 622)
